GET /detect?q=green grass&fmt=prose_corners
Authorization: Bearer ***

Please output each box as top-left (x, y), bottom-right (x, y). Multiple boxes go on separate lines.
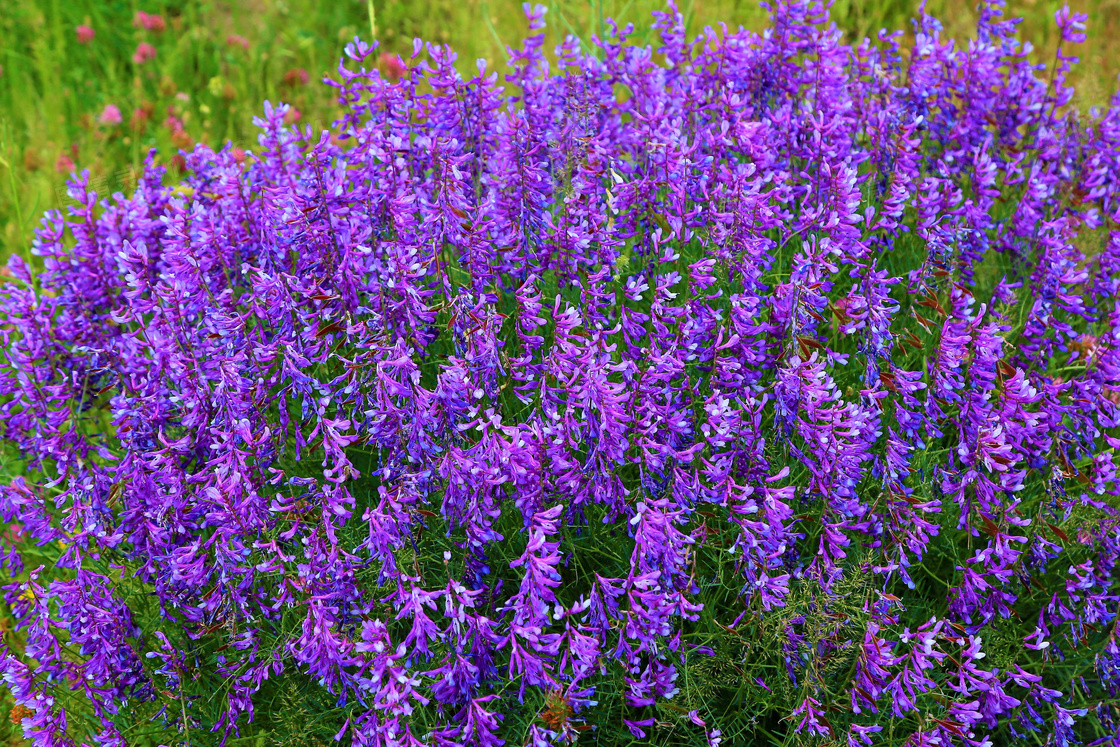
top-left (0, 0), bottom-right (1118, 266)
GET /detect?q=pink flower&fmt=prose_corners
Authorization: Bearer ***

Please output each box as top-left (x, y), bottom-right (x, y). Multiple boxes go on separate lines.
top-left (75, 25), bottom-right (95, 44)
top-left (130, 104), bottom-right (153, 130)
top-left (283, 68), bottom-right (310, 86)
top-left (132, 42), bottom-right (156, 65)
top-left (226, 34), bottom-right (250, 51)
top-left (55, 153), bottom-right (75, 174)
top-left (133, 11), bottom-right (166, 32)
top-left (283, 107), bottom-right (301, 125)
top-left (379, 52), bottom-right (405, 82)
top-left (98, 104), bottom-right (122, 126)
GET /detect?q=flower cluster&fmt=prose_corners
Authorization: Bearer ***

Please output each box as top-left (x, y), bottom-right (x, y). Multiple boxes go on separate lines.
top-left (2, 1), bottom-right (1120, 745)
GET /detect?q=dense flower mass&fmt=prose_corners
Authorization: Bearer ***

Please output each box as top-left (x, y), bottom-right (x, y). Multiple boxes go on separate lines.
top-left (2, 1), bottom-right (1120, 745)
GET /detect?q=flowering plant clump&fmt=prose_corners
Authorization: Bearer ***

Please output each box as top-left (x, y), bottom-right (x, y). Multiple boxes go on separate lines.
top-left (2, 1), bottom-right (1120, 745)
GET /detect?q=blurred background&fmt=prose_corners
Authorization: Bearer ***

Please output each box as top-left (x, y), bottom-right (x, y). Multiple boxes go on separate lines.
top-left (0, 0), bottom-right (1117, 265)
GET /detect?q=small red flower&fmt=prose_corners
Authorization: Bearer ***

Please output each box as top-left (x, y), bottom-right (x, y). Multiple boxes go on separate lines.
top-left (132, 42), bottom-right (157, 65)
top-left (55, 152), bottom-right (75, 174)
top-left (379, 52), bottom-right (405, 82)
top-left (164, 112), bottom-right (185, 133)
top-left (130, 102), bottom-right (154, 131)
top-left (98, 104), bottom-right (122, 126)
top-left (9, 704), bottom-right (33, 725)
top-left (76, 25), bottom-right (95, 44)
top-left (133, 11), bottom-right (166, 32)
top-left (283, 68), bottom-right (310, 87)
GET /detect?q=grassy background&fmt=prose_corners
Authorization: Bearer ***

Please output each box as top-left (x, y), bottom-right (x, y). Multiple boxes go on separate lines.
top-left (0, 0), bottom-right (1118, 266)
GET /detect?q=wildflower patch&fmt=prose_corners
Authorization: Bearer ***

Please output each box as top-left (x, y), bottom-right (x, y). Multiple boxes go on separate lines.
top-left (1, 2), bottom-right (1119, 746)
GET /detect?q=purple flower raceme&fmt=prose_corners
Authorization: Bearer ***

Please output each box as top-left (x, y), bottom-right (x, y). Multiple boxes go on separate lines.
top-left (2, 1), bottom-right (1120, 745)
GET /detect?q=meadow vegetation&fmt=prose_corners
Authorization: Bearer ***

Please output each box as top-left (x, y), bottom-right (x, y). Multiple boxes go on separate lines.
top-left (2, 1), bottom-right (1120, 746)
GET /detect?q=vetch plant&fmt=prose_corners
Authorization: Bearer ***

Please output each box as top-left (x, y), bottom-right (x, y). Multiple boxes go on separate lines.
top-left (2, 1), bottom-right (1120, 745)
